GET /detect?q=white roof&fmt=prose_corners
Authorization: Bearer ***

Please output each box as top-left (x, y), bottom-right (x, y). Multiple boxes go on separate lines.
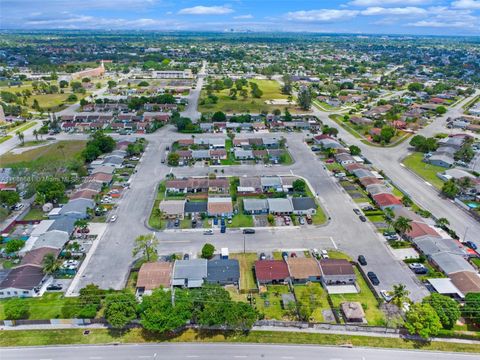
top-left (427, 278), bottom-right (464, 298)
top-left (30, 220), bottom-right (55, 238)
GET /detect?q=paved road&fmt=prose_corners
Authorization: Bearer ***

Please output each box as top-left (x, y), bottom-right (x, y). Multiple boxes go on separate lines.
top-left (314, 91), bottom-right (480, 247)
top-left (72, 127), bottom-right (427, 301)
top-left (181, 61), bottom-right (206, 122)
top-left (1, 343), bottom-right (477, 360)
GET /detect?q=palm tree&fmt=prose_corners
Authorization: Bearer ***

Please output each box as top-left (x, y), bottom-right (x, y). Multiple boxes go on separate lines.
top-left (132, 233), bottom-right (159, 262)
top-left (16, 131), bottom-right (24, 146)
top-left (391, 283), bottom-right (410, 308)
top-left (74, 219), bottom-right (88, 231)
top-left (384, 207), bottom-right (395, 231)
top-left (393, 216), bottom-right (412, 237)
top-left (42, 253), bottom-right (59, 275)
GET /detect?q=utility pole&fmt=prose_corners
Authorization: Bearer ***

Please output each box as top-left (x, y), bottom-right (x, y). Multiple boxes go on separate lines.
top-left (243, 233), bottom-right (246, 254)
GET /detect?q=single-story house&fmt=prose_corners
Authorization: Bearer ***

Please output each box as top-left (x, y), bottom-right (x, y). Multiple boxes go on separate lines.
top-left (437, 168), bottom-right (476, 182)
top-left (136, 262), bottom-right (173, 296)
top-left (413, 236), bottom-right (467, 257)
top-left (31, 230), bottom-right (70, 251)
top-left (427, 154), bottom-right (454, 168)
top-left (234, 149), bottom-right (254, 160)
top-left (47, 217), bottom-right (76, 235)
top-left (0, 265), bottom-right (44, 298)
top-left (254, 260), bottom-right (290, 285)
top-left (267, 198), bottom-right (294, 215)
top-left (243, 199), bottom-right (269, 214)
top-left (58, 198), bottom-right (95, 219)
top-left (405, 222), bottom-right (441, 240)
top-left (172, 259), bottom-right (207, 288)
top-left (449, 271), bottom-right (480, 294)
top-left (261, 176), bottom-right (283, 192)
top-left (206, 259), bottom-right (240, 286)
top-left (365, 184), bottom-right (392, 196)
top-left (291, 197), bottom-right (317, 215)
top-left (352, 169), bottom-right (375, 179)
top-left (372, 193), bottom-right (402, 210)
top-left (427, 278), bottom-right (465, 299)
top-left (207, 197), bottom-right (234, 217)
top-left (286, 257), bottom-right (321, 283)
top-left (319, 259), bottom-right (356, 286)
top-left (159, 200), bottom-right (186, 219)
top-left (184, 201), bottom-right (207, 215)
top-left (20, 247), bottom-right (60, 267)
top-left (429, 252), bottom-right (476, 275)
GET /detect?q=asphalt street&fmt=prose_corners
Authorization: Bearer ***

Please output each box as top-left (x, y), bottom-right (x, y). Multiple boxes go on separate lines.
top-left (1, 343), bottom-right (477, 360)
top-left (313, 91), bottom-right (480, 247)
top-left (181, 61), bottom-right (206, 122)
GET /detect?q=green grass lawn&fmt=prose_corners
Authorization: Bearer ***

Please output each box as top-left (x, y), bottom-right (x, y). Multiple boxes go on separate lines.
top-left (0, 135), bottom-right (12, 144)
top-left (229, 213), bottom-right (254, 228)
top-left (22, 207), bottom-right (46, 221)
top-left (1, 328), bottom-right (479, 352)
top-left (254, 285), bottom-right (291, 320)
top-left (329, 268), bottom-right (385, 326)
top-left (27, 93), bottom-right (77, 111)
top-left (148, 181), bottom-right (166, 230)
top-left (199, 79), bottom-right (299, 114)
top-left (294, 283), bottom-right (331, 322)
top-left (0, 293), bottom-right (81, 321)
top-left (230, 253), bottom-right (257, 291)
top-left (8, 121), bottom-right (37, 134)
top-left (0, 140), bottom-right (86, 169)
top-left (402, 152), bottom-right (445, 189)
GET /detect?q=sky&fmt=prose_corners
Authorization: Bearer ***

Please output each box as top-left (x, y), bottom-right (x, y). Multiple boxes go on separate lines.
top-left (1, 0), bottom-right (480, 35)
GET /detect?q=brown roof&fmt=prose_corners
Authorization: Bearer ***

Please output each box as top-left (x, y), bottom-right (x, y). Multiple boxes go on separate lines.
top-left (286, 258), bottom-right (321, 280)
top-left (71, 189), bottom-right (98, 200)
top-left (319, 259), bottom-right (355, 276)
top-left (254, 260), bottom-right (289, 282)
top-left (0, 265), bottom-right (44, 290)
top-left (449, 271), bottom-right (480, 294)
top-left (137, 262), bottom-right (173, 290)
top-left (359, 177), bottom-right (382, 187)
top-left (406, 221), bottom-right (440, 239)
top-left (89, 172), bottom-right (113, 183)
top-left (207, 198), bottom-right (233, 215)
top-left (210, 149), bottom-right (227, 156)
top-left (20, 247), bottom-right (60, 267)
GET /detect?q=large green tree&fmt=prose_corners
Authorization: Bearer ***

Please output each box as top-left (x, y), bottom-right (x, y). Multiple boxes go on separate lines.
top-left (405, 303), bottom-right (442, 339)
top-left (4, 299), bottom-right (29, 320)
top-left (423, 293), bottom-right (460, 329)
top-left (463, 293), bottom-right (480, 323)
top-left (104, 292), bottom-right (138, 329)
top-left (133, 234), bottom-right (159, 262)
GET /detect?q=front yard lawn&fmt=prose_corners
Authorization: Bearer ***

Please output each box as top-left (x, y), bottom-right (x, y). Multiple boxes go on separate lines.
top-left (402, 152), bottom-right (445, 189)
top-left (22, 207), bottom-right (46, 221)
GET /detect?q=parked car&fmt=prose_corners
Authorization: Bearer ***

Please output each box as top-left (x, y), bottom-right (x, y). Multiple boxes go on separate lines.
top-left (192, 219), bottom-right (197, 227)
top-left (358, 255), bottom-right (367, 266)
top-left (174, 219), bottom-right (180, 227)
top-left (321, 250), bottom-right (329, 259)
top-left (183, 253), bottom-right (190, 260)
top-left (299, 217), bottom-right (305, 225)
top-left (203, 229), bottom-right (214, 235)
top-left (367, 271), bottom-right (380, 286)
top-left (290, 252), bottom-right (297, 258)
top-left (359, 215), bottom-right (367, 222)
top-left (362, 206), bottom-right (375, 211)
top-left (312, 248), bottom-right (319, 257)
top-left (383, 230), bottom-right (396, 236)
top-left (409, 263), bottom-right (428, 274)
top-left (110, 215), bottom-right (117, 222)
top-left (259, 252), bottom-right (266, 260)
top-left (353, 209), bottom-right (361, 215)
top-left (465, 241), bottom-right (478, 251)
top-left (220, 225), bottom-right (226, 233)
top-left (46, 284), bottom-right (63, 291)
top-left (243, 228), bottom-right (255, 234)
top-left (13, 203), bottom-right (24, 211)
top-left (306, 214), bottom-right (313, 224)
top-left (380, 290), bottom-right (393, 302)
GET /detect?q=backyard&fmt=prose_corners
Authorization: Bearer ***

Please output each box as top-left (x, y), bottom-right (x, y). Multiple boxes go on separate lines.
top-left (294, 283), bottom-right (331, 322)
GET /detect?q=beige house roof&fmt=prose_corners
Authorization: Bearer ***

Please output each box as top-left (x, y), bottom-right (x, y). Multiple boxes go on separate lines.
top-left (207, 197), bottom-right (233, 215)
top-left (449, 271), bottom-right (480, 294)
top-left (137, 262), bottom-right (173, 290)
top-left (286, 258), bottom-right (321, 279)
top-left (341, 301), bottom-right (365, 321)
top-left (159, 200), bottom-right (185, 216)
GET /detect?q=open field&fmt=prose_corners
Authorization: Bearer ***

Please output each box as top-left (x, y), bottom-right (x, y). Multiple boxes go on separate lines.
top-left (199, 79), bottom-right (303, 114)
top-left (0, 140), bottom-right (86, 168)
top-left (402, 152), bottom-right (445, 190)
top-left (230, 253), bottom-right (257, 291)
top-left (1, 328), bottom-right (479, 353)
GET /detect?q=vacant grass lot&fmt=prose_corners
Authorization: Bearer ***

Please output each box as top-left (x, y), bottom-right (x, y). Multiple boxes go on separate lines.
top-left (1, 328), bottom-right (478, 353)
top-left (199, 79), bottom-right (299, 114)
top-left (230, 253), bottom-right (257, 291)
top-left (402, 152), bottom-right (445, 189)
top-left (0, 140), bottom-right (86, 168)
top-left (294, 283), bottom-right (330, 322)
top-left (0, 293), bottom-right (80, 321)
top-left (330, 268), bottom-right (385, 326)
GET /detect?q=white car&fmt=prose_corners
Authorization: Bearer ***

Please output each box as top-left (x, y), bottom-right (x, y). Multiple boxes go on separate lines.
top-left (110, 215), bottom-right (118, 222)
top-left (321, 250), bottom-right (329, 259)
top-left (380, 290), bottom-right (393, 302)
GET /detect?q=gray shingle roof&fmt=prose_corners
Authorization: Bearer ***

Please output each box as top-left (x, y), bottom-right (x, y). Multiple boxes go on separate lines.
top-left (206, 259), bottom-right (240, 284)
top-left (291, 197), bottom-right (317, 211)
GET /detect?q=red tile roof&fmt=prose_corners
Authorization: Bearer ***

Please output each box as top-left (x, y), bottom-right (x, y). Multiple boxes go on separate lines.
top-left (406, 221), bottom-right (440, 239)
top-left (372, 193), bottom-right (402, 207)
top-left (254, 260), bottom-right (289, 282)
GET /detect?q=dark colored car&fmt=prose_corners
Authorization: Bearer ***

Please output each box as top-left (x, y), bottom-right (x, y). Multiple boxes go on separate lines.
top-left (220, 225), bottom-right (226, 233)
top-left (259, 252), bottom-right (266, 260)
top-left (282, 251), bottom-right (289, 259)
top-left (358, 255), bottom-right (367, 266)
top-left (243, 228), bottom-right (255, 234)
top-left (367, 271), bottom-right (380, 286)
top-left (183, 253), bottom-right (190, 260)
top-left (174, 219), bottom-right (180, 227)
top-left (46, 284), bottom-right (63, 291)
top-left (465, 241), bottom-right (478, 251)
top-left (353, 209), bottom-right (361, 215)
top-left (359, 215), bottom-right (367, 222)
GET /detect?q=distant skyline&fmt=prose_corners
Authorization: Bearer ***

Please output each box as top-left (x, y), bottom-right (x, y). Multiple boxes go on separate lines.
top-left (1, 0), bottom-right (479, 36)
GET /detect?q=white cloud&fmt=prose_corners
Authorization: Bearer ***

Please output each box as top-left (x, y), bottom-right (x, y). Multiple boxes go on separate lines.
top-left (234, 14), bottom-right (253, 19)
top-left (349, 0), bottom-right (428, 6)
top-left (178, 5), bottom-right (233, 15)
top-left (407, 6), bottom-right (479, 30)
top-left (285, 9), bottom-right (359, 22)
top-left (452, 0), bottom-right (480, 9)
top-left (361, 6), bottom-right (427, 15)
